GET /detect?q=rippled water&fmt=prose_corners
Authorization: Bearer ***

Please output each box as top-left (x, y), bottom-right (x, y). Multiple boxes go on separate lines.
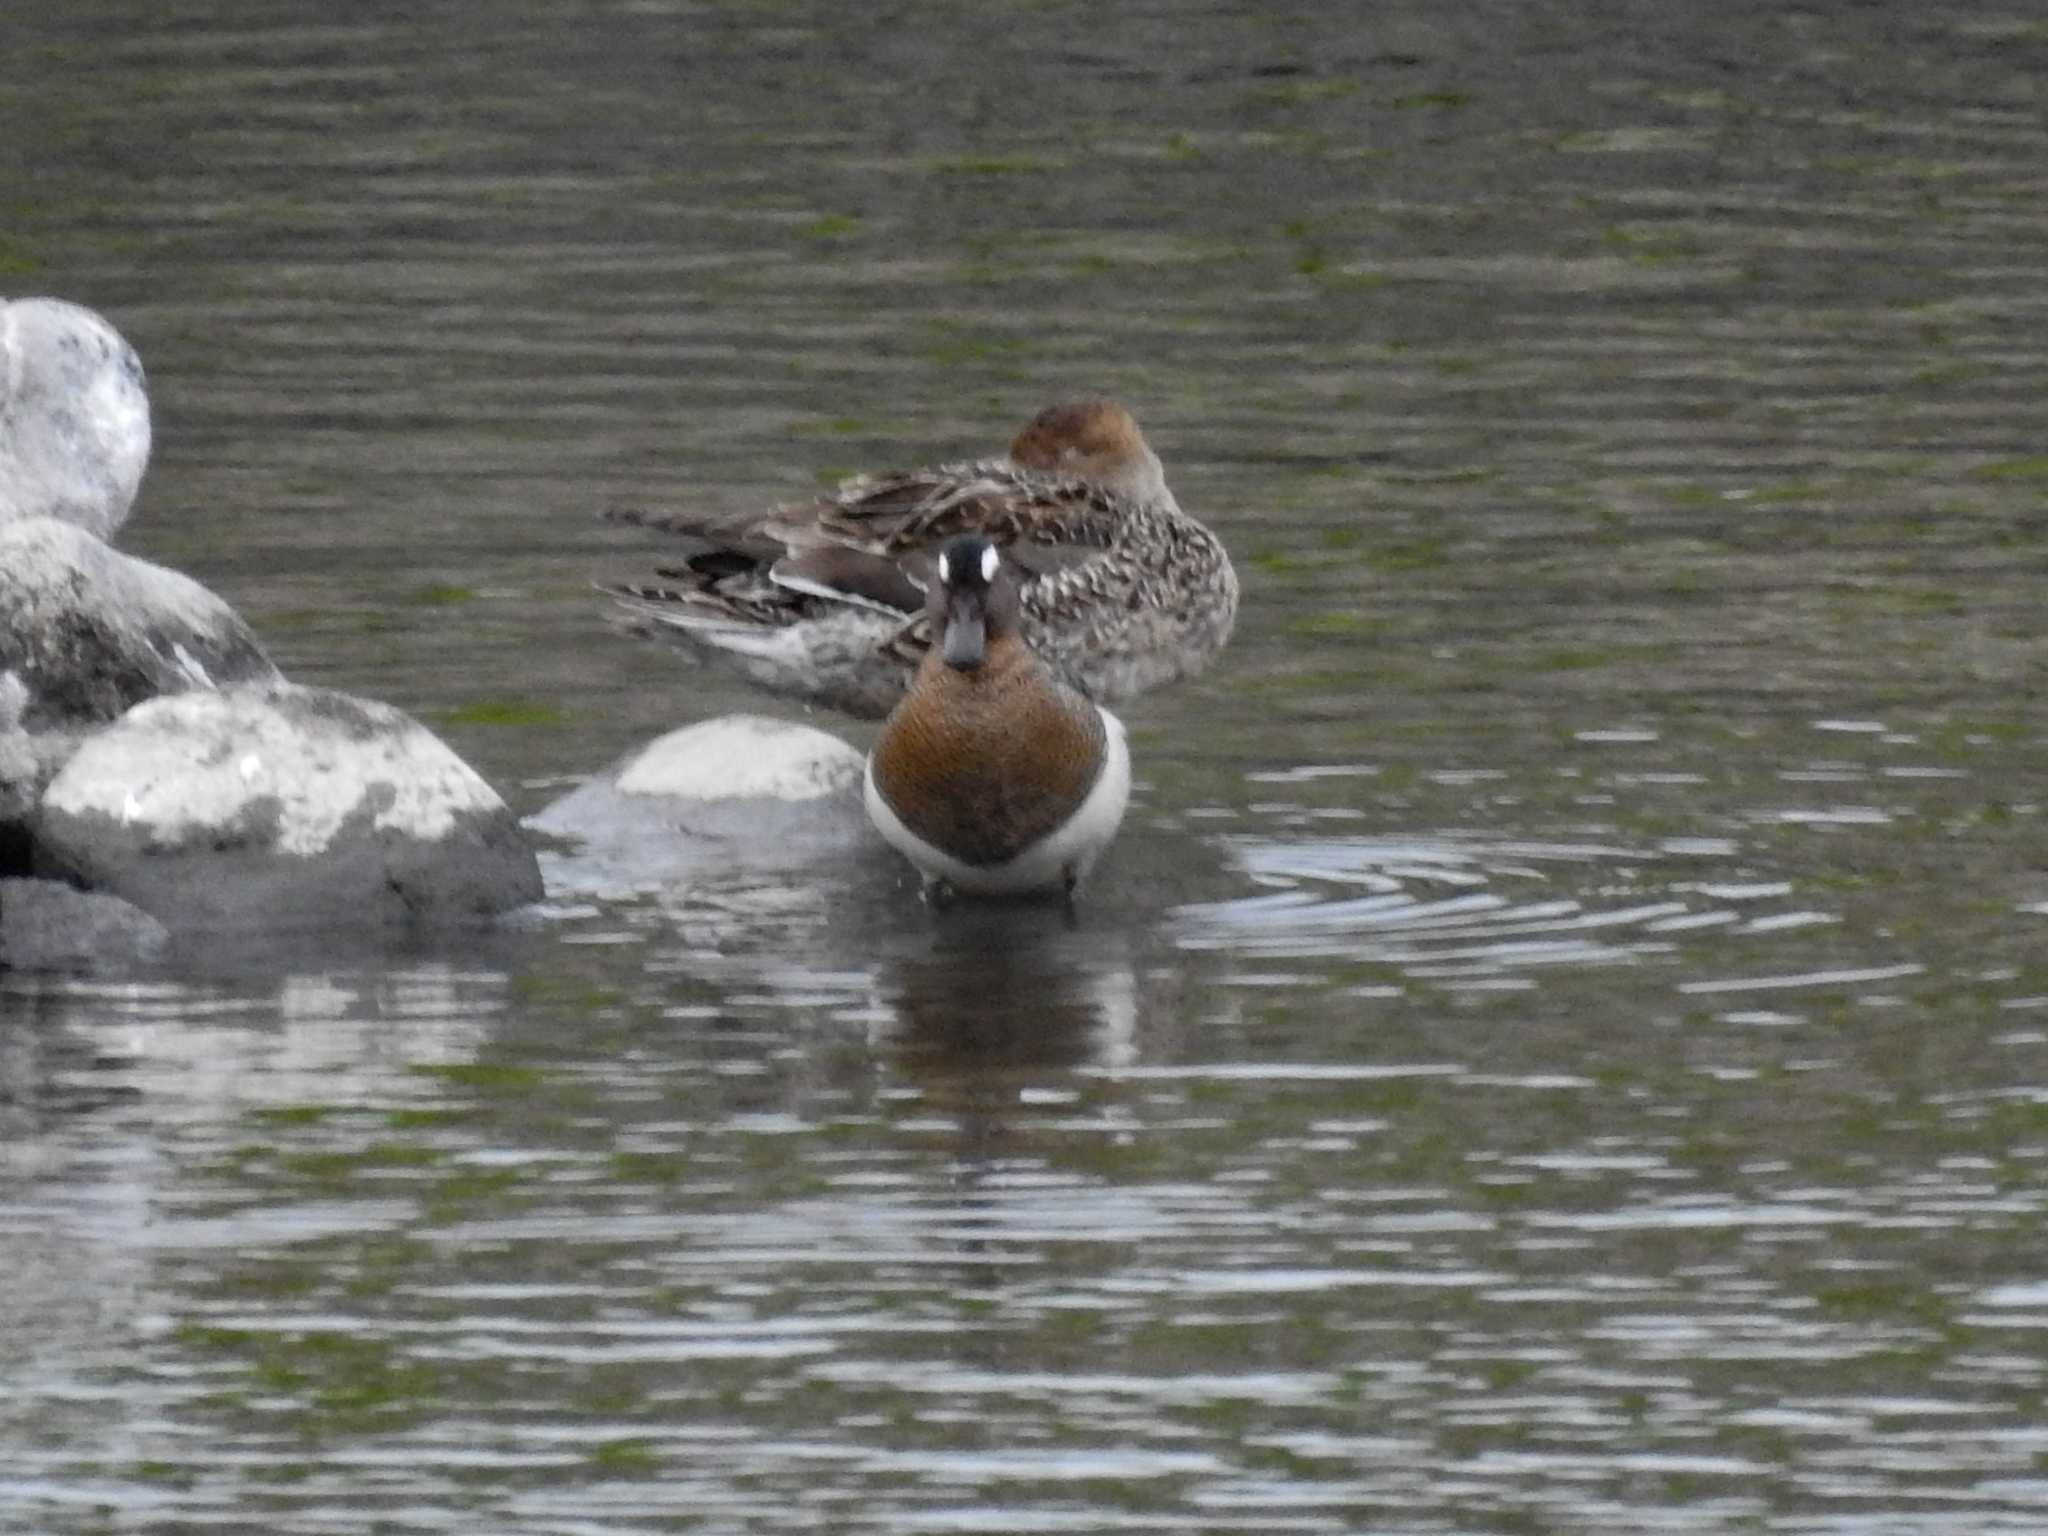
top-left (6, 3), bottom-right (2048, 1531)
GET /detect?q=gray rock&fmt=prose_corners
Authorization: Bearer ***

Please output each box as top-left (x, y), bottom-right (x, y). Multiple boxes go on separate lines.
top-left (1, 673), bottom-right (83, 863)
top-left (0, 517), bottom-right (280, 837)
top-left (0, 517), bottom-right (279, 733)
top-left (32, 683), bottom-right (542, 930)
top-left (0, 297), bottom-right (152, 540)
top-left (0, 877), bottom-right (168, 971)
top-left (530, 714), bottom-right (880, 893)
top-left (0, 678), bottom-right (35, 830)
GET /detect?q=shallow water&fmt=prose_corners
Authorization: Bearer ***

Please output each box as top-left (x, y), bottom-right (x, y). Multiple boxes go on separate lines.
top-left (5, 3), bottom-right (2048, 1532)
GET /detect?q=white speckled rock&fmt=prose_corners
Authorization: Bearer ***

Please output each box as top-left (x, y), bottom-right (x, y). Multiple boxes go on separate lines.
top-left (530, 715), bottom-right (879, 892)
top-left (614, 715), bottom-right (866, 803)
top-left (32, 683), bottom-right (541, 930)
top-left (0, 298), bottom-right (151, 539)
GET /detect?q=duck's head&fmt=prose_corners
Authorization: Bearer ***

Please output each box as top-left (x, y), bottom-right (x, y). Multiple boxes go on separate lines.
top-left (1008, 398), bottom-right (1172, 507)
top-left (929, 533), bottom-right (1021, 672)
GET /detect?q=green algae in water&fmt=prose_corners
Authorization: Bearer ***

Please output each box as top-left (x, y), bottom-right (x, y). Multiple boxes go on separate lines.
top-left (1813, 1280), bottom-right (1955, 1329)
top-left (278, 1142), bottom-right (445, 1181)
top-left (407, 583), bottom-right (477, 606)
top-left (589, 1438), bottom-right (661, 1473)
top-left (1389, 88), bottom-right (1472, 110)
top-left (791, 415), bottom-right (878, 437)
top-left (0, 234), bottom-right (45, 276)
top-left (923, 152), bottom-right (1066, 176)
top-left (1240, 77), bottom-right (1362, 109)
top-left (246, 1103), bottom-right (337, 1128)
top-left (1970, 455), bottom-right (2048, 482)
top-left (796, 212), bottom-right (860, 240)
top-left (408, 1060), bottom-right (546, 1092)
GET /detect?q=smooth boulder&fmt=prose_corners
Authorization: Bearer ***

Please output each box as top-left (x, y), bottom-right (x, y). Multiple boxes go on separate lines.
top-left (32, 683), bottom-right (541, 930)
top-left (0, 297), bottom-right (152, 539)
top-left (530, 714), bottom-right (876, 891)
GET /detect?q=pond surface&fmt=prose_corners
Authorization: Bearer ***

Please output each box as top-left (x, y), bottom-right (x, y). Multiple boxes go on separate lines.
top-left (5, 3), bottom-right (2048, 1531)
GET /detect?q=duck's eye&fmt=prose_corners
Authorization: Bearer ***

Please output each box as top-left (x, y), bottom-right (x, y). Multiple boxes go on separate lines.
top-left (980, 544), bottom-right (1000, 583)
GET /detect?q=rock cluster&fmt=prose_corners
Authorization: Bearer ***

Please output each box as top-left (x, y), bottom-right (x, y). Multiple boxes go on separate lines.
top-left (1, 298), bottom-right (542, 968)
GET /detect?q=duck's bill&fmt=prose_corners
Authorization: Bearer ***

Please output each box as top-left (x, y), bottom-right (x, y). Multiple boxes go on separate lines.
top-left (941, 607), bottom-right (987, 670)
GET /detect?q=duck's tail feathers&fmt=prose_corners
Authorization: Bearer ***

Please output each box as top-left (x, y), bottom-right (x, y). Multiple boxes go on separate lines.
top-left (603, 503), bottom-right (789, 559)
top-left (597, 581), bottom-right (760, 637)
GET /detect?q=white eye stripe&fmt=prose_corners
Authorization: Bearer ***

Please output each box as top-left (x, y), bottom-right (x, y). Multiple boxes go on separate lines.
top-left (981, 544), bottom-right (999, 582)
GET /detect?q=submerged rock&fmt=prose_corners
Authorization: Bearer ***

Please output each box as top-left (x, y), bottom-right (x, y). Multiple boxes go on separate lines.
top-left (0, 297), bottom-right (152, 540)
top-left (0, 877), bottom-right (169, 971)
top-left (32, 683), bottom-right (541, 931)
top-left (613, 713), bottom-right (866, 804)
top-left (530, 714), bottom-right (878, 891)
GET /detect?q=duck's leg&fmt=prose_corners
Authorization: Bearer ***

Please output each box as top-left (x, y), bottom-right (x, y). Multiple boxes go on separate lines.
top-left (1061, 865), bottom-right (1082, 925)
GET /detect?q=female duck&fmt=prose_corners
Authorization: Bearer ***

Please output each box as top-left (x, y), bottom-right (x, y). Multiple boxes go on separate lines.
top-left (606, 399), bottom-right (1236, 718)
top-left (865, 535), bottom-right (1130, 903)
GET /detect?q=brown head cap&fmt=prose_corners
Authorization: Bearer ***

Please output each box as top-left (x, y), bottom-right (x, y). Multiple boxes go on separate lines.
top-left (1006, 398), bottom-right (1170, 506)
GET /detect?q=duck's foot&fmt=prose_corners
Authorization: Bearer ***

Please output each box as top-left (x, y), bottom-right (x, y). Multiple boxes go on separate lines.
top-left (920, 876), bottom-right (958, 911)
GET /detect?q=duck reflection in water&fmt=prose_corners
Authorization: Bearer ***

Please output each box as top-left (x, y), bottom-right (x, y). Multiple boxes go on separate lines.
top-left (872, 907), bottom-right (1145, 1298)
top-left (880, 905), bottom-right (1137, 1084)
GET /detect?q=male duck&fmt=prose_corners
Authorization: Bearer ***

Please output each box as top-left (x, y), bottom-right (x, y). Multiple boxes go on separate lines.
top-left (604, 399), bottom-right (1237, 718)
top-left (865, 534), bottom-right (1130, 902)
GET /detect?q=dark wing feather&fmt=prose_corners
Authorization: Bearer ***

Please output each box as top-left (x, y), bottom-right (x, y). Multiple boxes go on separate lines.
top-left (770, 546), bottom-right (925, 614)
top-left (795, 464), bottom-right (1125, 557)
top-left (606, 462), bottom-right (1137, 653)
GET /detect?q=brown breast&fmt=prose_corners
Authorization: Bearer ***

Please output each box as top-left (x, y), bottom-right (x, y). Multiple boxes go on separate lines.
top-left (869, 639), bottom-right (1107, 867)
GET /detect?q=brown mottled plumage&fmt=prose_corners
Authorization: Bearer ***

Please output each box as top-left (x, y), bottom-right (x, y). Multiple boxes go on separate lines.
top-left (603, 399), bottom-right (1237, 719)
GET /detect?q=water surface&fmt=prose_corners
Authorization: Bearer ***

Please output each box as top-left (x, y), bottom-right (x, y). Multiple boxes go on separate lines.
top-left (4, 3), bottom-right (2047, 1531)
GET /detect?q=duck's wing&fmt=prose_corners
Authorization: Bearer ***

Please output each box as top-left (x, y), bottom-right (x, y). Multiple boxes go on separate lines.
top-left (602, 502), bottom-right (784, 562)
top-left (603, 462), bottom-right (1130, 637)
top-left (799, 462), bottom-right (1125, 559)
top-left (600, 487), bottom-right (926, 629)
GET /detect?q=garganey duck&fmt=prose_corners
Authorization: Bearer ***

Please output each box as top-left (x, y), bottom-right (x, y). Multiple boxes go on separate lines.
top-left (604, 399), bottom-right (1236, 718)
top-left (864, 534), bottom-right (1130, 902)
